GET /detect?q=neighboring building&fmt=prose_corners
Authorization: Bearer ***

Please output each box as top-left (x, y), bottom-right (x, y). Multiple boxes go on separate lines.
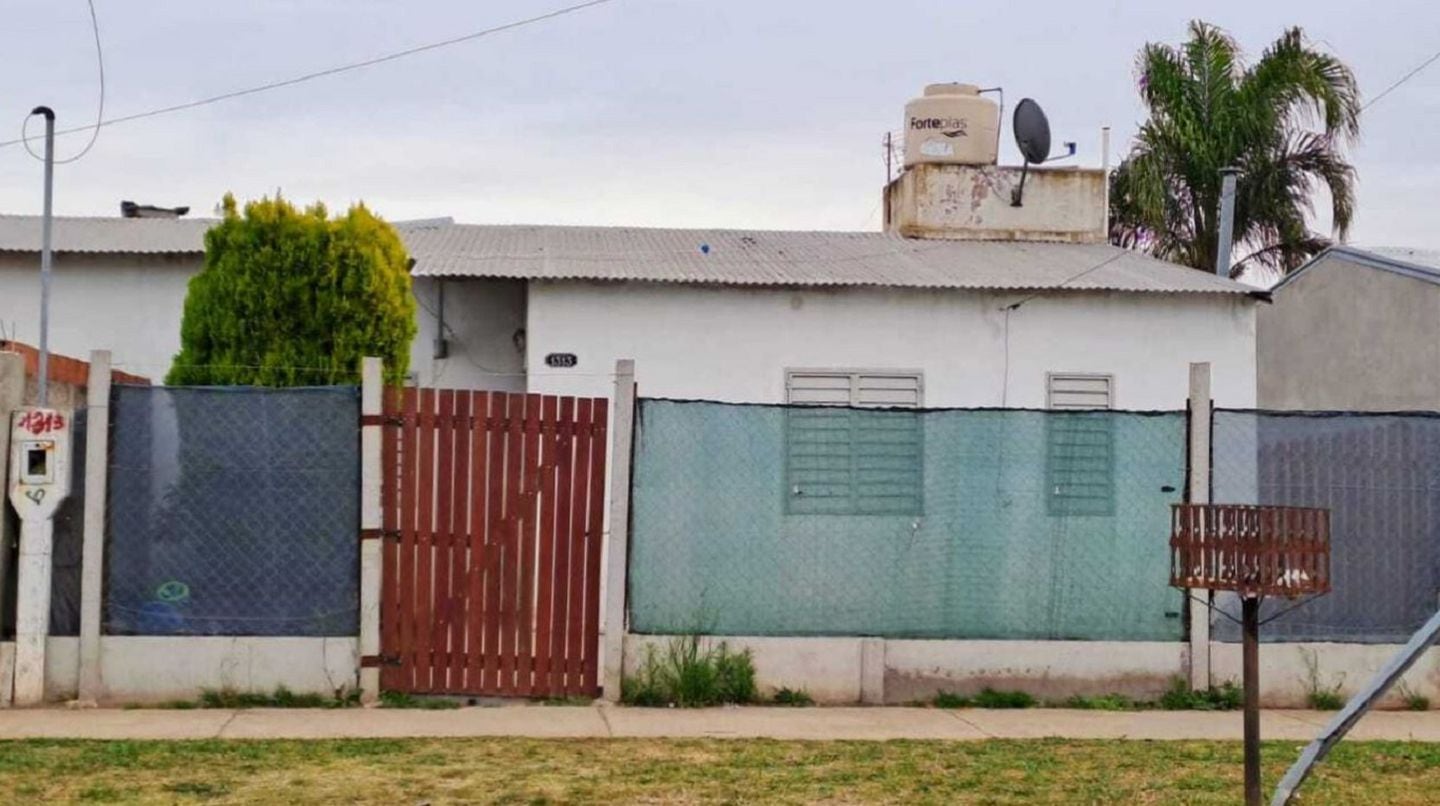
top-left (1258, 246), bottom-right (1440, 410)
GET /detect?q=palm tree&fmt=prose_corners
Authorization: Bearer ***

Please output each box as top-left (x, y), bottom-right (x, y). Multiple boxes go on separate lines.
top-left (1109, 21), bottom-right (1360, 278)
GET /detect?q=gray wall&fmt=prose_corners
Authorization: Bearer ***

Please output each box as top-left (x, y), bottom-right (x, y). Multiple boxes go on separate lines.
top-left (1259, 254), bottom-right (1440, 410)
top-left (409, 277), bottom-right (526, 392)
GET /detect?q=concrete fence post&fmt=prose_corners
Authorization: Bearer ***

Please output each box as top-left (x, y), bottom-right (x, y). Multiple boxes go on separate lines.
top-left (0, 355), bottom-right (22, 632)
top-left (601, 359), bottom-right (637, 702)
top-left (358, 357), bottom-right (384, 704)
top-left (77, 350), bottom-right (112, 705)
top-left (0, 352), bottom-right (22, 707)
top-left (1187, 362), bottom-right (1213, 690)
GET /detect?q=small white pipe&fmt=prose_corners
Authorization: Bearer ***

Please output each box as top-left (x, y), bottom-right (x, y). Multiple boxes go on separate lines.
top-left (1101, 126), bottom-right (1112, 237)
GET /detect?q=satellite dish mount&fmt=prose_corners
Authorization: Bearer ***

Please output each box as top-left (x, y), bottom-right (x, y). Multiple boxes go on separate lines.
top-left (1010, 98), bottom-right (1077, 207)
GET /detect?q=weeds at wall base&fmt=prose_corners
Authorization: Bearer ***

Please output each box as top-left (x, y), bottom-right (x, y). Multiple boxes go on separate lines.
top-left (1157, 679), bottom-right (1243, 711)
top-left (622, 635), bottom-right (759, 707)
top-left (771, 687), bottom-right (815, 707)
top-left (377, 691), bottom-right (462, 710)
top-left (925, 679), bottom-right (1244, 711)
top-left (197, 686), bottom-right (361, 709)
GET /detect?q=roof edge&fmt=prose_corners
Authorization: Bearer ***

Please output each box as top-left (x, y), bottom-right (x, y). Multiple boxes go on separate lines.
top-left (1270, 245), bottom-right (1440, 293)
top-left (413, 271), bottom-right (1256, 295)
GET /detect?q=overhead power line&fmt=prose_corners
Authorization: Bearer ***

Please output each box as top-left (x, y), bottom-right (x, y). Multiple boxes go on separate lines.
top-left (1362, 47), bottom-right (1440, 111)
top-left (0, 0), bottom-right (617, 150)
top-left (19, 0), bottom-right (105, 163)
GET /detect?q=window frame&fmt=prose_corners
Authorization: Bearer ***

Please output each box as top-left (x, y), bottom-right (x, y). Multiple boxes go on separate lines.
top-left (1045, 372), bottom-right (1115, 410)
top-left (783, 368), bottom-right (924, 517)
top-left (785, 368), bottom-right (926, 409)
top-left (1044, 372), bottom-right (1116, 517)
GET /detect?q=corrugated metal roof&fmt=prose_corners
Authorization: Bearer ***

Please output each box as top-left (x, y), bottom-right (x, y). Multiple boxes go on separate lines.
top-left (404, 224), bottom-right (1252, 294)
top-left (0, 214), bottom-right (455, 255)
top-left (0, 214), bottom-right (213, 254)
top-left (1361, 246), bottom-right (1440, 273)
top-left (0, 215), bottom-right (1252, 295)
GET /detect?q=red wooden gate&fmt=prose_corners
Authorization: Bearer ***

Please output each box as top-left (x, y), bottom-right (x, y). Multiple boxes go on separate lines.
top-left (378, 388), bottom-right (609, 698)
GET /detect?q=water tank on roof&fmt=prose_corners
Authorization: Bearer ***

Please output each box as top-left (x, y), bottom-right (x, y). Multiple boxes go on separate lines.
top-left (902, 83), bottom-right (999, 168)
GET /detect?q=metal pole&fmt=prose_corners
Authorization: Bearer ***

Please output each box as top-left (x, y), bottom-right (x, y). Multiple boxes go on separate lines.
top-left (884, 131), bottom-right (893, 185)
top-left (32, 106), bottom-right (56, 406)
top-left (1273, 606), bottom-right (1440, 805)
top-left (1214, 167), bottom-right (1239, 278)
top-left (1243, 595), bottom-right (1262, 806)
top-left (1100, 127), bottom-right (1112, 238)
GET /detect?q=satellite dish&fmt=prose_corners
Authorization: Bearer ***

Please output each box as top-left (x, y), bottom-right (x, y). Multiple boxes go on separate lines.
top-left (1013, 98), bottom-right (1052, 165)
top-left (1011, 98), bottom-right (1053, 206)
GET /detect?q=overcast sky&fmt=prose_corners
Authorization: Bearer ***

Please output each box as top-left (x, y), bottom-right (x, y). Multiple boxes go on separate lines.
top-left (0, 0), bottom-right (1435, 248)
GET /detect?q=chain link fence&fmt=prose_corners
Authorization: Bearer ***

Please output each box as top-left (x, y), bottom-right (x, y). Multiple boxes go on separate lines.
top-left (47, 407), bottom-right (87, 636)
top-left (628, 398), bottom-right (1187, 641)
top-left (103, 385), bottom-right (360, 636)
top-left (1212, 410), bottom-right (1440, 643)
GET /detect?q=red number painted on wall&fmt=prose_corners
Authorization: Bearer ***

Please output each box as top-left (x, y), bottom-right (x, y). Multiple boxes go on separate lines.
top-left (17, 411), bottom-right (65, 436)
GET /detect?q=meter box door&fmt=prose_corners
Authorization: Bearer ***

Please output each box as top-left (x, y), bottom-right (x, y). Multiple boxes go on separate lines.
top-left (8, 407), bottom-right (73, 522)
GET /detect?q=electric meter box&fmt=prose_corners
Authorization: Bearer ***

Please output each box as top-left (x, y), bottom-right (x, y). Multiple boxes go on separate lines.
top-left (8, 407), bottom-right (73, 522)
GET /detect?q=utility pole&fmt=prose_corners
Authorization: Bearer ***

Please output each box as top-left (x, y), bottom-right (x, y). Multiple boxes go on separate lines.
top-left (32, 106), bottom-right (56, 406)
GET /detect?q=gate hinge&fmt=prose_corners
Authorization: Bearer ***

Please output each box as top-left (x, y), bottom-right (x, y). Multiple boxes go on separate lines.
top-left (360, 654), bottom-right (402, 668)
top-left (360, 529), bottom-right (401, 542)
top-left (361, 413), bottom-right (405, 427)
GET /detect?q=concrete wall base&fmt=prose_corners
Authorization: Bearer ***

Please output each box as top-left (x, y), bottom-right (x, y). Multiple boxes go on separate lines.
top-left (1209, 642), bottom-right (1440, 709)
top-left (624, 634), bottom-right (1440, 708)
top-left (42, 636), bottom-right (358, 705)
top-left (624, 634), bottom-right (1184, 705)
top-left (0, 641), bottom-right (14, 707)
top-left (883, 639), bottom-right (1182, 704)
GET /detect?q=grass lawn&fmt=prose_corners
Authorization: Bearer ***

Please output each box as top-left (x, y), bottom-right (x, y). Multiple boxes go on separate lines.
top-left (2, 737), bottom-right (1439, 804)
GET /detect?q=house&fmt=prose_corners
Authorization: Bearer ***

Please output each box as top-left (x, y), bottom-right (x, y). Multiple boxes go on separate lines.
top-left (1259, 246), bottom-right (1440, 410)
top-left (0, 212), bottom-right (1257, 409)
top-left (0, 85), bottom-right (1258, 411)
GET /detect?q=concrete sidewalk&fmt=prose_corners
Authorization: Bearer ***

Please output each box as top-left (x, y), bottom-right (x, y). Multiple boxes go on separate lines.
top-left (3, 705), bottom-right (1440, 742)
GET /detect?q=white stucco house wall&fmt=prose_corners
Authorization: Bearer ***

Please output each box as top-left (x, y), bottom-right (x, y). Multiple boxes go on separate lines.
top-left (402, 225), bottom-right (1257, 408)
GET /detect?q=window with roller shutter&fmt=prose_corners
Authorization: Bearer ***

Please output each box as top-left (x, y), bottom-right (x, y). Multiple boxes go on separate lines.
top-left (1044, 373), bottom-right (1115, 516)
top-left (784, 370), bottom-right (923, 516)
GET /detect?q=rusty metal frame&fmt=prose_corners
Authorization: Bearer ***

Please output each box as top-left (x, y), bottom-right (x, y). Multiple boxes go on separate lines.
top-left (1170, 503), bottom-right (1331, 599)
top-left (1169, 502), bottom-right (1333, 806)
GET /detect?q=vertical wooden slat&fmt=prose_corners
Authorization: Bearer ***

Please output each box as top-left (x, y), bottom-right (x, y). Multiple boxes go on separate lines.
top-left (448, 391), bottom-right (473, 689)
top-left (414, 388), bottom-right (437, 693)
top-left (515, 393), bottom-right (543, 695)
top-left (380, 386), bottom-right (401, 691)
top-left (549, 397), bottom-right (578, 695)
top-left (580, 399), bottom-right (610, 695)
top-left (431, 390), bottom-right (456, 690)
top-left (397, 387), bottom-right (419, 692)
top-left (465, 392), bottom-right (490, 692)
top-left (564, 399), bottom-right (596, 695)
top-left (532, 396), bottom-right (561, 697)
top-left (500, 392), bottom-right (526, 695)
top-left (483, 393), bottom-right (508, 691)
